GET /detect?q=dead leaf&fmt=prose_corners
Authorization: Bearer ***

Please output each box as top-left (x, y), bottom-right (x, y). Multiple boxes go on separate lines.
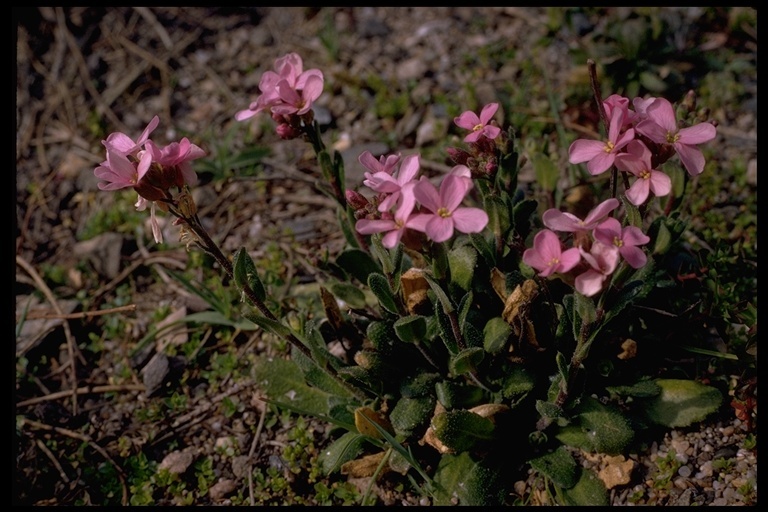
top-left (617, 339), bottom-right (638, 360)
top-left (354, 407), bottom-right (394, 439)
top-left (341, 451), bottom-right (388, 478)
top-left (598, 455), bottom-right (635, 489)
top-left (400, 267), bottom-right (431, 315)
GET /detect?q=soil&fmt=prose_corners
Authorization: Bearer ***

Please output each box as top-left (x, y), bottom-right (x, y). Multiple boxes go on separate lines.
top-left (15, 7), bottom-right (756, 506)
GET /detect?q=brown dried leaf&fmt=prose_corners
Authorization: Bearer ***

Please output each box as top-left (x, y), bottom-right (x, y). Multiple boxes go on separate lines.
top-left (354, 406), bottom-right (394, 439)
top-left (340, 451), bottom-right (388, 478)
top-left (598, 455), bottom-right (635, 489)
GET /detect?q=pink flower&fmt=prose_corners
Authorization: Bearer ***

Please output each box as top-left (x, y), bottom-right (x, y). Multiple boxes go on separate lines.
top-left (522, 229), bottom-right (581, 277)
top-left (631, 96), bottom-right (657, 122)
top-left (603, 94), bottom-right (633, 129)
top-left (93, 148), bottom-right (152, 191)
top-left (542, 198), bottom-right (620, 233)
top-left (568, 110), bottom-right (635, 175)
top-left (635, 97), bottom-right (717, 176)
top-left (270, 74), bottom-right (325, 116)
top-left (574, 242), bottom-right (620, 297)
top-left (355, 184), bottom-right (418, 249)
top-left (454, 103), bottom-right (501, 143)
top-left (145, 138), bottom-right (206, 187)
top-left (592, 217), bottom-right (650, 269)
top-left (358, 151), bottom-right (401, 176)
top-left (103, 116), bottom-right (159, 157)
top-left (364, 154), bottom-right (421, 212)
top-left (235, 52), bottom-right (324, 121)
top-left (614, 140), bottom-right (672, 205)
top-left (408, 174), bottom-right (489, 243)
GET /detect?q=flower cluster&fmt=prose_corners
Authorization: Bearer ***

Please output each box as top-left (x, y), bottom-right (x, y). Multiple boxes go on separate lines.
top-left (523, 198), bottom-right (650, 296)
top-left (569, 94), bottom-right (717, 205)
top-left (350, 153), bottom-right (489, 248)
top-left (93, 115), bottom-right (205, 243)
top-left (234, 52), bottom-right (324, 140)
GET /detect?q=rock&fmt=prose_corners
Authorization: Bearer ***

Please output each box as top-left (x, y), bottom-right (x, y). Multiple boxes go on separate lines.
top-left (158, 450), bottom-right (195, 475)
top-left (209, 478), bottom-right (238, 502)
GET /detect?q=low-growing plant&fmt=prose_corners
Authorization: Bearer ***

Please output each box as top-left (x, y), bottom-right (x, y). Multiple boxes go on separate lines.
top-left (89, 48), bottom-right (751, 506)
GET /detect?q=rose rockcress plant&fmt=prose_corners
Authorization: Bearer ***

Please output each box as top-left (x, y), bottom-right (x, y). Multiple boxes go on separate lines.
top-left (95, 53), bottom-right (724, 505)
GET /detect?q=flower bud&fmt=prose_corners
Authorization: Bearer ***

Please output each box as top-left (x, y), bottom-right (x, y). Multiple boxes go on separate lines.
top-left (446, 147), bottom-right (471, 166)
top-left (276, 122), bottom-right (301, 140)
top-left (345, 189), bottom-right (370, 211)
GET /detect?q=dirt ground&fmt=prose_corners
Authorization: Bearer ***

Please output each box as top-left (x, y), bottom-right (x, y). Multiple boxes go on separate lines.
top-left (15, 7), bottom-right (756, 506)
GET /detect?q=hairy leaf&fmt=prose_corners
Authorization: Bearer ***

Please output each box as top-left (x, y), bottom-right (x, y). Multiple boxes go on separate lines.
top-left (432, 452), bottom-right (506, 506)
top-left (644, 379), bottom-right (723, 428)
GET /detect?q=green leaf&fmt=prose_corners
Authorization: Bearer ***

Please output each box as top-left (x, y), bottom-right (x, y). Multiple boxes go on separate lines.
top-left (484, 195), bottom-right (511, 240)
top-left (164, 267), bottom-right (229, 316)
top-left (434, 297), bottom-right (458, 355)
top-left (233, 247), bottom-right (266, 301)
top-left (393, 315), bottom-right (427, 343)
top-left (606, 379), bottom-right (661, 398)
top-left (560, 467), bottom-right (609, 506)
top-left (512, 198), bottom-right (538, 241)
top-left (528, 446), bottom-right (578, 489)
top-left (448, 244), bottom-right (477, 291)
top-left (531, 153), bottom-right (559, 193)
top-left (242, 311), bottom-right (295, 340)
top-left (431, 410), bottom-right (495, 453)
top-left (368, 272), bottom-right (400, 314)
top-left (536, 400), bottom-right (565, 423)
top-left (319, 432), bottom-right (367, 475)
top-left (328, 281), bottom-right (368, 310)
top-left (182, 310), bottom-right (258, 331)
top-left (449, 346), bottom-right (484, 376)
top-left (290, 343), bottom-right (355, 398)
top-left (423, 272), bottom-right (455, 314)
top-left (573, 291), bottom-right (596, 329)
top-left (389, 396), bottom-right (436, 438)
top-left (432, 452), bottom-right (506, 506)
top-left (554, 397), bottom-right (634, 454)
top-left (469, 232), bottom-right (495, 267)
top-left (251, 356), bottom-right (354, 417)
top-left (652, 219), bottom-right (672, 255)
top-left (435, 380), bottom-right (485, 410)
top-left (336, 248), bottom-right (382, 285)
top-left (644, 378), bottom-right (723, 428)
top-left (499, 365), bottom-right (536, 401)
top-left (620, 195), bottom-right (643, 228)
top-left (366, 320), bottom-right (396, 354)
top-left (368, 233), bottom-right (394, 274)
top-left (483, 317), bottom-right (512, 354)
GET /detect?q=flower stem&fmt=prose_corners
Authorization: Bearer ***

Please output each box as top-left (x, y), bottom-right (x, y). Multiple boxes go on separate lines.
top-left (173, 207), bottom-right (370, 402)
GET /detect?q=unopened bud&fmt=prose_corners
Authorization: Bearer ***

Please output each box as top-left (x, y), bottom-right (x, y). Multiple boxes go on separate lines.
top-left (345, 189), bottom-right (370, 211)
top-left (682, 89), bottom-right (697, 113)
top-left (446, 146), bottom-right (471, 166)
top-left (275, 122), bottom-right (301, 140)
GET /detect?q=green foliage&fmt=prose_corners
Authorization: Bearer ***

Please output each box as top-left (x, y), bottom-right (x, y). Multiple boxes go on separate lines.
top-left (642, 378), bottom-right (723, 428)
top-left (528, 446), bottom-right (578, 489)
top-left (432, 452), bottom-right (506, 506)
top-left (560, 466), bottom-right (609, 506)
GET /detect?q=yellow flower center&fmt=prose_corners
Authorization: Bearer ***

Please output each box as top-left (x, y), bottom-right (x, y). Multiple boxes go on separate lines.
top-left (603, 140), bottom-right (615, 153)
top-left (613, 237), bottom-right (624, 248)
top-left (666, 132), bottom-right (680, 144)
top-left (473, 123), bottom-right (484, 132)
top-left (549, 257), bottom-right (560, 267)
top-left (437, 207), bottom-right (451, 218)
top-left (639, 169), bottom-right (651, 180)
